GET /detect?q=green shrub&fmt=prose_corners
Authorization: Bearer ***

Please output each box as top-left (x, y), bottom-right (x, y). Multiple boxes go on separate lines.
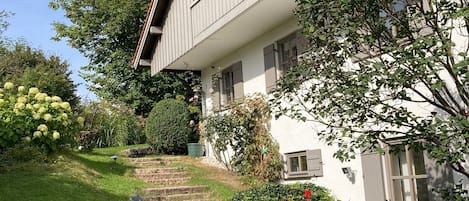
top-left (231, 183), bottom-right (336, 201)
top-left (204, 94), bottom-right (283, 184)
top-left (0, 82), bottom-right (81, 153)
top-left (78, 101), bottom-right (145, 150)
top-left (145, 99), bottom-right (191, 154)
top-left (0, 142), bottom-right (48, 164)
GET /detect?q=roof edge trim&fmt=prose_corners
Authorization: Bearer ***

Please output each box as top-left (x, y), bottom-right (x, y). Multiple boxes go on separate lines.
top-left (132, 0), bottom-right (159, 69)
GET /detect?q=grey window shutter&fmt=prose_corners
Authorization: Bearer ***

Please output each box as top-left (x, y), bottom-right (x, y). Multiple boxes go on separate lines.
top-left (361, 150), bottom-right (386, 201)
top-left (232, 61), bottom-right (244, 101)
top-left (423, 152), bottom-right (453, 201)
top-left (296, 31), bottom-right (307, 55)
top-left (263, 44), bottom-right (277, 93)
top-left (211, 73), bottom-right (220, 111)
top-left (306, 149), bottom-right (323, 177)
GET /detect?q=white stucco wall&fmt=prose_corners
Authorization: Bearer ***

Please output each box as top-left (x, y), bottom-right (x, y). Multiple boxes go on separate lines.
top-left (200, 17), bottom-right (367, 201)
top-left (199, 8), bottom-right (469, 200)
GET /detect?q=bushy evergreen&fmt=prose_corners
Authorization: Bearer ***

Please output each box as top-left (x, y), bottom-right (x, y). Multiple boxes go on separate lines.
top-left (145, 99), bottom-right (191, 154)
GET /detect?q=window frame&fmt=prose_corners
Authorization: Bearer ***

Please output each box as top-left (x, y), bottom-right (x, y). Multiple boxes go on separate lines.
top-left (277, 32), bottom-right (299, 75)
top-left (284, 149), bottom-right (323, 179)
top-left (221, 67), bottom-right (235, 105)
top-left (286, 151), bottom-right (309, 177)
top-left (211, 61), bottom-right (243, 111)
top-left (384, 142), bottom-right (430, 201)
top-left (352, 0), bottom-right (432, 62)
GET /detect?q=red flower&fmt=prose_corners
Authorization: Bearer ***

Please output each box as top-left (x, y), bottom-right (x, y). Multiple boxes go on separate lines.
top-left (304, 189), bottom-right (312, 199)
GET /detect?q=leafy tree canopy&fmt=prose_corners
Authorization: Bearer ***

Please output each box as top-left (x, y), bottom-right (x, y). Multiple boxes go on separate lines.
top-left (0, 10), bottom-right (11, 35)
top-left (0, 41), bottom-right (79, 108)
top-left (49, 0), bottom-right (197, 116)
top-left (273, 0), bottom-right (469, 179)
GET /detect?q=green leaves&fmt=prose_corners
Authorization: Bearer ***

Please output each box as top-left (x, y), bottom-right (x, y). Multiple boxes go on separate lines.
top-left (145, 99), bottom-right (192, 154)
top-left (232, 183), bottom-right (336, 201)
top-left (204, 94), bottom-right (283, 184)
top-left (50, 0), bottom-right (198, 116)
top-left (0, 41), bottom-right (79, 109)
top-left (272, 0), bottom-right (469, 179)
top-left (0, 83), bottom-right (80, 152)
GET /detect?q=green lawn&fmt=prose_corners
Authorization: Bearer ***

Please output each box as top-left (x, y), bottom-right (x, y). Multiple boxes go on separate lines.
top-left (0, 145), bottom-right (246, 201)
top-left (0, 145), bottom-right (149, 201)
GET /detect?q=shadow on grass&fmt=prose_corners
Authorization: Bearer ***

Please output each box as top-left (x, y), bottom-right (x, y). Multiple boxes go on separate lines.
top-left (0, 171), bottom-right (127, 201)
top-left (69, 152), bottom-right (135, 176)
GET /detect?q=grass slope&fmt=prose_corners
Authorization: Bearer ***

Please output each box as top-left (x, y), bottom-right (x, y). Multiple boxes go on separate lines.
top-left (170, 157), bottom-right (247, 200)
top-left (0, 145), bottom-right (247, 201)
top-left (0, 145), bottom-right (148, 201)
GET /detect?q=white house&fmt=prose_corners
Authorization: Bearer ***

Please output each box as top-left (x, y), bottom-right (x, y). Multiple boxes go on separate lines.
top-left (133, 0), bottom-right (467, 200)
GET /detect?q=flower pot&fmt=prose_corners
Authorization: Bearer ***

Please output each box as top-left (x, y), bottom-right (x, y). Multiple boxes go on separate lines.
top-left (187, 143), bottom-right (203, 157)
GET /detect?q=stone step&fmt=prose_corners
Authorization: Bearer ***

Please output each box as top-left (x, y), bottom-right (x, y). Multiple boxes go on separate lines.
top-left (134, 167), bottom-right (186, 174)
top-left (143, 192), bottom-right (212, 201)
top-left (128, 157), bottom-right (165, 162)
top-left (135, 172), bottom-right (187, 180)
top-left (127, 157), bottom-right (185, 167)
top-left (141, 186), bottom-right (210, 196)
top-left (128, 156), bottom-right (184, 162)
top-left (130, 160), bottom-right (169, 166)
top-left (142, 176), bottom-right (191, 185)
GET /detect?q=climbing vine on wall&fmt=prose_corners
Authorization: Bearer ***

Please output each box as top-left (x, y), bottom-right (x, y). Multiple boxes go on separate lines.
top-left (204, 94), bottom-right (282, 184)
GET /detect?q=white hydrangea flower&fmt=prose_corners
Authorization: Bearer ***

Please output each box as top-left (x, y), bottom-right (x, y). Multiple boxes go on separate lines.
top-left (52, 131), bottom-right (60, 140)
top-left (4, 82), bottom-right (14, 90)
top-left (28, 87), bottom-right (39, 95)
top-left (37, 124), bottom-right (48, 132)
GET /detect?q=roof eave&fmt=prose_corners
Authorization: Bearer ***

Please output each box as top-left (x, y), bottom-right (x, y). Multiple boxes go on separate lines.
top-left (132, 0), bottom-right (159, 69)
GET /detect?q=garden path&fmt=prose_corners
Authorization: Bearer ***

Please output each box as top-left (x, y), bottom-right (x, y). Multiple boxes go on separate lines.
top-left (127, 155), bottom-right (214, 201)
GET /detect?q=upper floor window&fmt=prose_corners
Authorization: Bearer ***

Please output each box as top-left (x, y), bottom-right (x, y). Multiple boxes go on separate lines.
top-left (278, 32), bottom-right (299, 74)
top-left (211, 61), bottom-right (244, 111)
top-left (222, 67), bottom-right (235, 104)
top-left (264, 30), bottom-right (307, 93)
top-left (379, 0), bottom-right (416, 38)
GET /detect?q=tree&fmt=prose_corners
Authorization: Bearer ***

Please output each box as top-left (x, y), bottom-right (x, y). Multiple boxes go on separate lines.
top-left (0, 41), bottom-right (79, 108)
top-left (0, 10), bottom-right (11, 35)
top-left (49, 0), bottom-right (198, 116)
top-left (272, 0), bottom-right (469, 179)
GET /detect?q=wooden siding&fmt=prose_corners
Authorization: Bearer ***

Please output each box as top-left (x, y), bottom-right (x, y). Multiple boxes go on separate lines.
top-left (151, 0), bottom-right (193, 74)
top-left (190, 0), bottom-right (245, 38)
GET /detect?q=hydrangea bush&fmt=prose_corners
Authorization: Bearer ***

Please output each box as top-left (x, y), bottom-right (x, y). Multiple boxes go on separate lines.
top-left (0, 82), bottom-right (83, 152)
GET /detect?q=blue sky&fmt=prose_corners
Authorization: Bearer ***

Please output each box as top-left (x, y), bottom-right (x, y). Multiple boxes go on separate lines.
top-left (2, 0), bottom-right (97, 101)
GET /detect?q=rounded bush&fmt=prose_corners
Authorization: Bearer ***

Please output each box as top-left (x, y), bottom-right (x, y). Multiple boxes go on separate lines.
top-left (231, 183), bottom-right (336, 201)
top-left (145, 99), bottom-right (191, 154)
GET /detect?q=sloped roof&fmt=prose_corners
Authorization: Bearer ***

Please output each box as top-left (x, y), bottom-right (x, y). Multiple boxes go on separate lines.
top-left (132, 0), bottom-right (170, 68)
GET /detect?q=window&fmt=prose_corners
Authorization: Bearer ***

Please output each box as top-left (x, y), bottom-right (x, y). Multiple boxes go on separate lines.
top-left (278, 32), bottom-right (299, 74)
top-left (264, 31), bottom-right (306, 92)
top-left (352, 0), bottom-right (429, 62)
top-left (386, 145), bottom-right (429, 201)
top-left (211, 61), bottom-right (243, 111)
top-left (380, 0), bottom-right (414, 38)
top-left (288, 153), bottom-right (308, 173)
top-left (221, 67), bottom-right (234, 104)
top-left (285, 149), bottom-right (323, 179)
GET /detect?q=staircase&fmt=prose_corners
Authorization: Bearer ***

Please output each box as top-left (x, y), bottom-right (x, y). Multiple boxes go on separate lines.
top-left (141, 185), bottom-right (211, 201)
top-left (128, 156), bottom-right (183, 167)
top-left (134, 167), bottom-right (190, 185)
top-left (127, 156), bottom-right (214, 201)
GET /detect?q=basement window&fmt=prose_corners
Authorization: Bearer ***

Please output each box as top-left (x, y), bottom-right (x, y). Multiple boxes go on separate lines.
top-left (285, 149), bottom-right (323, 179)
